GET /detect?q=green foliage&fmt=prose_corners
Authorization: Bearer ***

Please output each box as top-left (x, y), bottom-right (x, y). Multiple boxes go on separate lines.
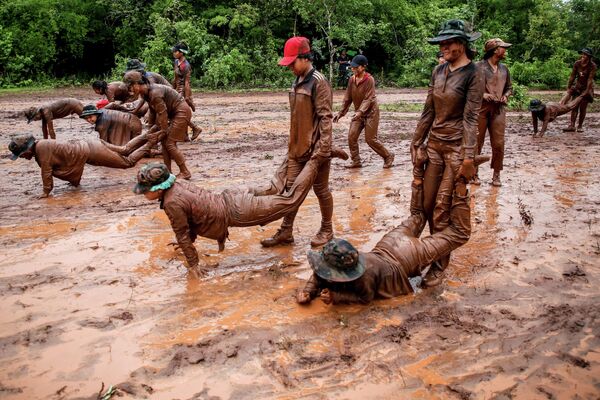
top-left (0, 0), bottom-right (597, 89)
top-left (507, 83), bottom-right (530, 111)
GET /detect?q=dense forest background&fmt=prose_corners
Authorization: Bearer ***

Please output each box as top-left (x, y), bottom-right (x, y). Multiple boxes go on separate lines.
top-left (0, 0), bottom-right (598, 89)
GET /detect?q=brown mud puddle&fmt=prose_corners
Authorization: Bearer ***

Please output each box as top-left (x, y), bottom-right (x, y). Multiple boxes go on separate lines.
top-left (0, 89), bottom-right (599, 399)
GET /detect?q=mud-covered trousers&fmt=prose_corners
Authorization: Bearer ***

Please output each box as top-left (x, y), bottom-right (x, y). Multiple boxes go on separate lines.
top-left (348, 108), bottom-right (391, 163)
top-left (477, 101), bottom-right (505, 171)
top-left (423, 138), bottom-right (463, 271)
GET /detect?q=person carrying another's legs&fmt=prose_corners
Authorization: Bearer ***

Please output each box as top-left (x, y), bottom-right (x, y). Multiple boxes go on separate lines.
top-left (561, 48), bottom-right (596, 133)
top-left (529, 96), bottom-right (585, 138)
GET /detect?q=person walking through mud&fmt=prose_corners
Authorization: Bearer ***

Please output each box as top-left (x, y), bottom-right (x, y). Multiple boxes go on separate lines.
top-left (296, 149), bottom-right (490, 305)
top-left (259, 36), bottom-right (336, 248)
top-left (171, 43), bottom-right (203, 141)
top-left (410, 19), bottom-right (483, 287)
top-left (561, 48), bottom-right (596, 133)
top-left (133, 151), bottom-right (348, 278)
top-left (24, 98), bottom-right (83, 140)
top-left (474, 38), bottom-right (513, 187)
top-left (334, 55), bottom-right (395, 169)
top-left (92, 80), bottom-right (148, 118)
top-left (8, 134), bottom-right (152, 198)
top-left (116, 70), bottom-right (193, 180)
top-left (80, 104), bottom-right (142, 145)
top-left (529, 96), bottom-right (585, 138)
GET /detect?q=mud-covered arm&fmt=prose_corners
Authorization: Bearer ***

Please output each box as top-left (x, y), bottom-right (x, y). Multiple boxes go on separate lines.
top-left (401, 183), bottom-right (427, 238)
top-left (183, 64), bottom-right (193, 101)
top-left (462, 66), bottom-right (484, 159)
top-left (36, 145), bottom-right (54, 194)
top-left (41, 109), bottom-right (54, 139)
top-left (355, 77), bottom-right (376, 118)
top-left (412, 70), bottom-right (436, 148)
top-left (337, 79), bottom-right (353, 118)
top-left (330, 279), bottom-right (374, 304)
top-left (532, 112), bottom-right (538, 134)
top-left (330, 290), bottom-right (372, 304)
top-left (164, 202), bottom-right (199, 268)
top-left (313, 79), bottom-right (333, 157)
top-left (150, 94), bottom-right (169, 137)
top-left (503, 67), bottom-right (513, 98)
top-left (301, 274), bottom-right (322, 299)
top-left (585, 64), bottom-right (596, 96)
top-left (567, 65), bottom-right (576, 89)
top-left (539, 116), bottom-right (549, 136)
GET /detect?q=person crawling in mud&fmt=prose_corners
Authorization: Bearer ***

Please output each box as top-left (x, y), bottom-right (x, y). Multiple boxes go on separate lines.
top-left (80, 104), bottom-right (142, 146)
top-left (296, 149), bottom-right (489, 305)
top-left (132, 150), bottom-right (348, 278)
top-left (529, 96), bottom-right (584, 138)
top-left (8, 134), bottom-right (150, 198)
top-left (24, 98), bottom-right (83, 139)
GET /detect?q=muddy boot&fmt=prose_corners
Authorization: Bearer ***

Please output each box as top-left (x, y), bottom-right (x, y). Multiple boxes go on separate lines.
top-left (260, 227), bottom-right (294, 247)
top-left (491, 170), bottom-right (502, 187)
top-left (576, 126), bottom-right (584, 133)
top-left (176, 164), bottom-right (192, 180)
top-left (331, 146), bottom-right (349, 160)
top-left (190, 125), bottom-right (202, 141)
top-left (470, 174), bottom-right (481, 185)
top-left (345, 161), bottom-right (363, 169)
top-left (563, 125), bottom-right (576, 132)
top-left (310, 222), bottom-right (333, 247)
top-left (423, 261), bottom-right (444, 288)
top-left (383, 153), bottom-right (395, 169)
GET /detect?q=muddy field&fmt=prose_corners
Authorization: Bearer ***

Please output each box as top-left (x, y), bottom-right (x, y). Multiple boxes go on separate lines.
top-left (0, 88), bottom-right (599, 399)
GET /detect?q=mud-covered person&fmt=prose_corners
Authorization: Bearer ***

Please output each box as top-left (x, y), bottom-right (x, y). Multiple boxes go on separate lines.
top-left (24, 98), bottom-right (83, 140)
top-left (171, 43), bottom-right (203, 140)
top-left (474, 38), bottom-right (512, 187)
top-left (119, 70), bottom-right (193, 179)
top-left (529, 96), bottom-right (584, 138)
top-left (334, 55), bottom-right (395, 169)
top-left (8, 134), bottom-right (145, 198)
top-left (260, 36), bottom-right (336, 248)
top-left (410, 19), bottom-right (483, 287)
top-left (80, 104), bottom-right (142, 145)
top-left (296, 150), bottom-right (489, 305)
top-left (561, 48), bottom-right (596, 133)
top-left (92, 80), bottom-right (148, 119)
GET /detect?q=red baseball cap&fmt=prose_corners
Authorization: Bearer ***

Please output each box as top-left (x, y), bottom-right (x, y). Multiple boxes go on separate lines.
top-left (278, 37), bottom-right (311, 66)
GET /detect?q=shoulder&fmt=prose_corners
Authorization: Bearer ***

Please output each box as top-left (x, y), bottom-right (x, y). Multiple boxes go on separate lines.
top-left (312, 70), bottom-right (331, 89)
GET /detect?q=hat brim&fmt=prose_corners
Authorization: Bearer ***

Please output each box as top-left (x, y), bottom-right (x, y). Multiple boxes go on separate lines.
top-left (172, 47), bottom-right (188, 54)
top-left (132, 183), bottom-right (151, 194)
top-left (10, 138), bottom-right (35, 160)
top-left (427, 32), bottom-right (482, 44)
top-left (350, 61), bottom-right (364, 67)
top-left (278, 55), bottom-right (298, 66)
top-left (307, 250), bottom-right (366, 283)
top-left (80, 111), bottom-right (101, 118)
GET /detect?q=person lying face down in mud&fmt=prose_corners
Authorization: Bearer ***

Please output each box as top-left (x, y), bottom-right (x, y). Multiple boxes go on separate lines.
top-left (296, 149), bottom-right (490, 305)
top-left (8, 134), bottom-right (152, 198)
top-left (24, 98), bottom-right (84, 140)
top-left (80, 104), bottom-right (142, 146)
top-left (529, 96), bottom-right (585, 138)
top-left (133, 149), bottom-right (349, 279)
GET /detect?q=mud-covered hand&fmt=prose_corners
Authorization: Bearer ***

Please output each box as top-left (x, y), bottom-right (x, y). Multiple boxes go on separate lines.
top-left (500, 95), bottom-right (509, 104)
top-left (310, 152), bottom-right (330, 164)
top-left (296, 291), bottom-right (311, 304)
top-left (351, 111), bottom-right (363, 121)
top-left (333, 113), bottom-right (342, 123)
top-left (410, 144), bottom-right (418, 165)
top-left (483, 93), bottom-right (498, 102)
top-left (457, 159), bottom-right (476, 181)
top-left (320, 288), bottom-right (333, 305)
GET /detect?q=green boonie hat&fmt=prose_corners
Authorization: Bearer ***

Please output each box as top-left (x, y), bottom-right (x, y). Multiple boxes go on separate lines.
top-left (80, 104), bottom-right (102, 118)
top-left (528, 99), bottom-right (545, 113)
top-left (133, 162), bottom-right (171, 194)
top-left (307, 238), bottom-right (366, 283)
top-left (126, 58), bottom-right (147, 72)
top-left (428, 19), bottom-right (482, 44)
top-left (8, 135), bottom-right (36, 160)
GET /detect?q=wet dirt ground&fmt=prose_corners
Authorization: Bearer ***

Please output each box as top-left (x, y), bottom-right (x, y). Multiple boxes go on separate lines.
top-left (0, 88), bottom-right (599, 399)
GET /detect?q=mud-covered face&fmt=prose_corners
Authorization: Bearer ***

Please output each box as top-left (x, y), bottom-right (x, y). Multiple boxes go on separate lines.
top-left (288, 57), bottom-right (311, 77)
top-left (495, 47), bottom-right (507, 60)
top-left (351, 65), bottom-right (365, 75)
top-left (439, 39), bottom-right (465, 63)
top-left (173, 50), bottom-right (183, 59)
top-left (19, 148), bottom-right (35, 160)
top-left (581, 53), bottom-right (591, 63)
top-left (93, 88), bottom-right (103, 95)
top-left (144, 190), bottom-right (163, 201)
top-left (83, 115), bottom-right (98, 124)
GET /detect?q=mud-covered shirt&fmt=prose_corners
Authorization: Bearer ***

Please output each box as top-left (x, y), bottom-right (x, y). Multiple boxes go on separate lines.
top-left (338, 72), bottom-right (378, 118)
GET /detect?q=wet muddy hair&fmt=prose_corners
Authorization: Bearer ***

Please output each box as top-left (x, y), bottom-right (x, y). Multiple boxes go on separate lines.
top-left (92, 80), bottom-right (107, 92)
top-left (297, 52), bottom-right (314, 61)
top-left (483, 48), bottom-right (496, 60)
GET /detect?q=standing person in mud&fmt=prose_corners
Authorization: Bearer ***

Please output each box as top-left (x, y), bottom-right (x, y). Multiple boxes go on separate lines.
top-left (8, 134), bottom-right (154, 198)
top-left (133, 152), bottom-right (348, 277)
top-left (334, 55), bottom-right (395, 169)
top-left (410, 19), bottom-right (483, 287)
top-left (171, 43), bottom-right (203, 141)
top-left (260, 36), bottom-right (336, 248)
top-left (529, 96), bottom-right (584, 138)
top-left (24, 99), bottom-right (83, 139)
top-left (296, 149), bottom-right (490, 305)
top-left (117, 70), bottom-right (193, 179)
top-left (80, 104), bottom-right (142, 146)
top-left (561, 48), bottom-right (596, 133)
top-left (473, 38), bottom-right (512, 187)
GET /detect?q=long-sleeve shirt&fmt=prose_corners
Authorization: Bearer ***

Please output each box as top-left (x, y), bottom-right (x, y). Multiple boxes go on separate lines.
top-left (301, 183), bottom-right (471, 304)
top-left (38, 98), bottom-right (83, 139)
top-left (477, 60), bottom-right (512, 102)
top-left (567, 60), bottom-right (596, 99)
top-left (288, 68), bottom-right (332, 161)
top-left (338, 73), bottom-right (378, 118)
top-left (93, 109), bottom-right (142, 145)
top-left (412, 62), bottom-right (483, 159)
top-left (142, 84), bottom-right (186, 140)
top-left (33, 140), bottom-right (90, 194)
